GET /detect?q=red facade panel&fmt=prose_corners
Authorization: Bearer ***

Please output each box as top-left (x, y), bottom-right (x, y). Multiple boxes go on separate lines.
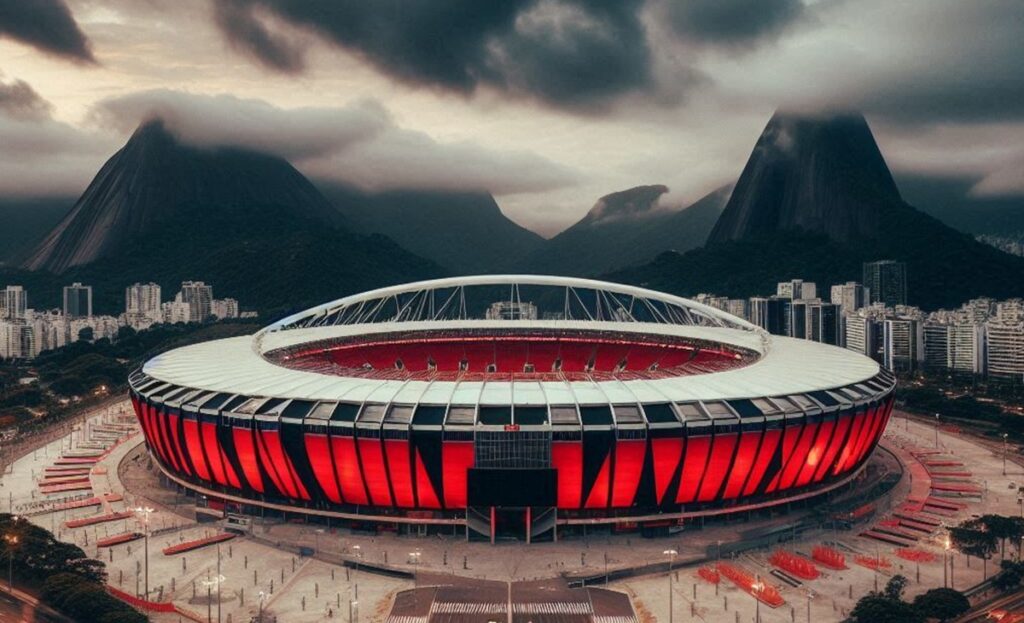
top-left (183, 419), bottom-right (211, 482)
top-left (442, 441), bottom-right (474, 509)
top-left (358, 438), bottom-right (393, 507)
top-left (795, 420), bottom-right (835, 487)
top-left (332, 436), bottom-right (368, 505)
top-left (778, 423), bottom-right (819, 490)
top-left (157, 409), bottom-right (182, 472)
top-left (846, 405), bottom-right (879, 471)
top-left (552, 442), bottom-right (583, 509)
top-left (232, 428), bottom-right (263, 493)
top-left (146, 404), bottom-right (170, 467)
top-left (384, 440), bottom-right (415, 507)
top-left (166, 413), bottom-right (192, 476)
top-left (584, 454), bottom-right (611, 508)
top-left (697, 433), bottom-right (738, 502)
top-left (675, 436), bottom-right (711, 504)
top-left (202, 422), bottom-right (228, 486)
top-left (813, 415), bottom-right (851, 482)
top-left (742, 428), bottom-right (781, 496)
top-left (255, 430), bottom-right (291, 497)
top-left (650, 437), bottom-right (684, 504)
top-left (766, 423), bottom-right (803, 493)
top-left (722, 431), bottom-right (761, 500)
top-left (832, 408), bottom-right (867, 476)
top-left (414, 449), bottom-right (441, 509)
top-left (611, 439), bottom-right (646, 507)
top-left (305, 433), bottom-right (342, 504)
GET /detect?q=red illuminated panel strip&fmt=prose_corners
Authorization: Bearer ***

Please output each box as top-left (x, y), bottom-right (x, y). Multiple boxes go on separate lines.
top-left (130, 398), bottom-right (149, 442)
top-left (384, 440), bottom-right (414, 507)
top-left (552, 442), bottom-right (584, 509)
top-left (812, 414), bottom-right (852, 482)
top-left (134, 399), bottom-right (156, 454)
top-left (414, 449), bottom-right (440, 509)
top-left (144, 404), bottom-right (168, 465)
top-left (182, 419), bottom-right (211, 482)
top-left (675, 436), bottom-right (712, 504)
top-left (742, 429), bottom-right (781, 496)
top-left (260, 430), bottom-right (309, 500)
top-left (854, 400), bottom-right (891, 466)
top-left (202, 422), bottom-right (228, 486)
top-left (722, 431), bottom-right (761, 500)
top-left (795, 420), bottom-right (835, 487)
top-left (610, 440), bottom-right (646, 507)
top-left (697, 433), bottom-right (738, 502)
top-left (332, 436), bottom-right (368, 505)
top-left (846, 406), bottom-right (880, 471)
top-left (305, 434), bottom-right (342, 503)
top-left (584, 454), bottom-right (611, 508)
top-left (777, 423), bottom-right (819, 491)
top-left (166, 413), bottom-right (192, 476)
top-left (232, 428), bottom-right (264, 493)
top-left (766, 423), bottom-right (803, 493)
top-left (358, 438), bottom-right (393, 507)
top-left (650, 437), bottom-right (684, 504)
top-left (220, 447), bottom-right (241, 489)
top-left (442, 441), bottom-right (474, 509)
top-left (158, 408), bottom-right (183, 473)
top-left (254, 430), bottom-right (292, 497)
top-left (832, 408), bottom-right (867, 476)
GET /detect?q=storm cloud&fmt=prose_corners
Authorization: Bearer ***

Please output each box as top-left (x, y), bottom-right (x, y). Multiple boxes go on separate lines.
top-left (0, 0), bottom-right (95, 63)
top-left (212, 0), bottom-right (656, 110)
top-left (666, 0), bottom-right (805, 48)
top-left (0, 75), bottom-right (54, 120)
top-left (213, 0), bottom-right (305, 74)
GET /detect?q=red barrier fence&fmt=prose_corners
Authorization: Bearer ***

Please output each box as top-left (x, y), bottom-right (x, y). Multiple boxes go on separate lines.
top-left (162, 533), bottom-right (236, 556)
top-left (812, 545), bottom-right (847, 570)
top-left (769, 550), bottom-right (819, 580)
top-left (716, 563), bottom-right (785, 608)
top-left (697, 567), bottom-right (720, 584)
top-left (854, 554), bottom-right (892, 571)
top-left (107, 586), bottom-right (177, 613)
top-left (65, 511), bottom-right (133, 529)
top-left (97, 532), bottom-right (143, 548)
top-left (895, 548), bottom-right (937, 563)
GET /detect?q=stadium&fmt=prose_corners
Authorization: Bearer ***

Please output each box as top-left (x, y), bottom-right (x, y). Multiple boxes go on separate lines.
top-left (128, 275), bottom-right (895, 541)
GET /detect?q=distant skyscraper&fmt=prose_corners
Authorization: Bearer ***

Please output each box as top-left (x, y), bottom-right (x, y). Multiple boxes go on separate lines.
top-left (1, 286), bottom-right (27, 320)
top-left (922, 323), bottom-right (949, 370)
top-left (830, 282), bottom-right (870, 315)
top-left (776, 279), bottom-right (816, 301)
top-left (62, 282), bottom-right (92, 318)
top-left (179, 281), bottom-right (213, 322)
top-left (863, 260), bottom-right (907, 307)
top-left (126, 283), bottom-right (162, 318)
top-left (947, 324), bottom-right (986, 375)
top-left (986, 321), bottom-right (1024, 381)
top-left (749, 297), bottom-right (787, 335)
top-left (883, 317), bottom-right (923, 372)
top-left (807, 303), bottom-right (840, 345)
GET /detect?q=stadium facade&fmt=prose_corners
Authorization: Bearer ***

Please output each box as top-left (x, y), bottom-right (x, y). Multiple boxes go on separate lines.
top-left (128, 276), bottom-right (895, 540)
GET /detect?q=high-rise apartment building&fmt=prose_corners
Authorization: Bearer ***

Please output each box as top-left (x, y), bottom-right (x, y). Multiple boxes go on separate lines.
top-left (776, 279), bottom-right (817, 301)
top-left (947, 324), bottom-right (986, 375)
top-left (863, 260), bottom-right (907, 307)
top-left (922, 323), bottom-right (949, 370)
top-left (62, 282), bottom-right (93, 318)
top-left (807, 302), bottom-right (840, 345)
top-left (830, 282), bottom-right (870, 315)
top-left (883, 317), bottom-right (923, 372)
top-left (986, 321), bottom-right (1024, 381)
top-left (179, 281), bottom-right (213, 322)
top-left (749, 297), bottom-right (787, 335)
top-left (126, 283), bottom-right (162, 318)
top-left (1, 286), bottom-right (27, 320)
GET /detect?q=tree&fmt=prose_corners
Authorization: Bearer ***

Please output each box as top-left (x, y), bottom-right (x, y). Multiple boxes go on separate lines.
top-left (884, 575), bottom-right (909, 600)
top-left (912, 588), bottom-right (970, 622)
top-left (950, 521), bottom-right (998, 578)
top-left (979, 515), bottom-right (1024, 560)
top-left (994, 560), bottom-right (1024, 592)
top-left (845, 593), bottom-right (924, 623)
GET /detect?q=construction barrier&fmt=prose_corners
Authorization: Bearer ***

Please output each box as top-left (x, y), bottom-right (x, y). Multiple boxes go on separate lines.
top-left (769, 550), bottom-right (819, 580)
top-left (97, 532), bottom-right (143, 548)
top-left (716, 563), bottom-right (785, 608)
top-left (162, 532), bottom-right (236, 556)
top-left (697, 567), bottom-right (720, 584)
top-left (107, 586), bottom-right (177, 613)
top-left (895, 548), bottom-right (937, 563)
top-left (811, 545), bottom-right (847, 570)
top-left (854, 554), bottom-right (892, 571)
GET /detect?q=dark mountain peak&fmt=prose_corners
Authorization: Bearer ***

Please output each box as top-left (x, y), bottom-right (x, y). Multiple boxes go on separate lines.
top-left (581, 184), bottom-right (670, 226)
top-left (24, 118), bottom-right (341, 273)
top-left (707, 110), bottom-right (901, 245)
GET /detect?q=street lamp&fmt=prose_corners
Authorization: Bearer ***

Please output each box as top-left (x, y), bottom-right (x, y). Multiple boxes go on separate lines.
top-left (315, 528), bottom-right (325, 555)
top-left (131, 506), bottom-right (154, 599)
top-left (663, 549), bottom-right (677, 623)
top-left (257, 590), bottom-right (266, 623)
top-left (349, 599), bottom-right (358, 623)
top-left (944, 534), bottom-right (951, 589)
top-left (753, 575), bottom-right (764, 623)
top-left (934, 413), bottom-right (940, 448)
top-left (408, 551), bottom-right (422, 565)
top-left (1004, 433), bottom-right (1010, 476)
top-left (3, 533), bottom-right (17, 593)
top-left (201, 572), bottom-right (226, 623)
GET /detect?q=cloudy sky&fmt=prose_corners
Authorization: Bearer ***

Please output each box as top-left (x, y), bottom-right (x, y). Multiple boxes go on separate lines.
top-left (0, 0), bottom-right (1021, 235)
